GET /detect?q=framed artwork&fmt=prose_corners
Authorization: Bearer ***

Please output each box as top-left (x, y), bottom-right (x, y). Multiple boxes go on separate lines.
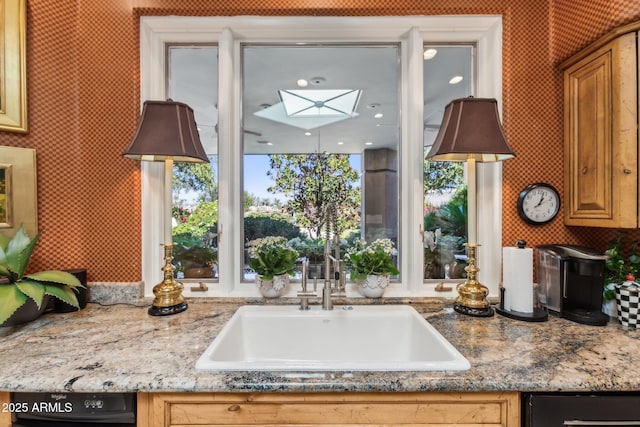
top-left (0, 164), bottom-right (12, 228)
top-left (0, 0), bottom-right (28, 133)
top-left (0, 147), bottom-right (36, 238)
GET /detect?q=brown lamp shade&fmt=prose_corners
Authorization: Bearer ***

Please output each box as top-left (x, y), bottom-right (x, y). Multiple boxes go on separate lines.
top-left (123, 100), bottom-right (209, 163)
top-left (426, 97), bottom-right (515, 162)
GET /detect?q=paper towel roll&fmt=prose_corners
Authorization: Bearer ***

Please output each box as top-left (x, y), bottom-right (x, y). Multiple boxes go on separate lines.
top-left (502, 246), bottom-right (534, 313)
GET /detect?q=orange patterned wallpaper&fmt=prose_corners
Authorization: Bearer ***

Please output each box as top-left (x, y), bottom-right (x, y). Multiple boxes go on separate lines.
top-left (0, 0), bottom-right (638, 281)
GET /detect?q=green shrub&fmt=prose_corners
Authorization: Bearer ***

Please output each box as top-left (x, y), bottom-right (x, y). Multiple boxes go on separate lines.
top-left (244, 212), bottom-right (301, 242)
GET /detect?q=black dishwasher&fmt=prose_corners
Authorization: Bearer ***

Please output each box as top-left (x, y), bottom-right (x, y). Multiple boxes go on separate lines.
top-left (524, 392), bottom-right (640, 426)
top-left (11, 392), bottom-right (136, 426)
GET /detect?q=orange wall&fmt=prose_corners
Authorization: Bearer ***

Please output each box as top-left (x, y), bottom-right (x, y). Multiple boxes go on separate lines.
top-left (0, 0), bottom-right (639, 281)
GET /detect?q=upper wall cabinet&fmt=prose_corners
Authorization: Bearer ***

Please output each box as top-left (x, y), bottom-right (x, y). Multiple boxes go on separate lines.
top-left (562, 22), bottom-right (639, 227)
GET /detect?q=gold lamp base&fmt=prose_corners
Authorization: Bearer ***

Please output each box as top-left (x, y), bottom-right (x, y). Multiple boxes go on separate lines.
top-left (453, 243), bottom-right (494, 317)
top-left (148, 244), bottom-right (188, 316)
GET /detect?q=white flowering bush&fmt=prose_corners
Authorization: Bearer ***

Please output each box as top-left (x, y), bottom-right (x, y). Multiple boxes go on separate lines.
top-left (346, 238), bottom-right (399, 282)
top-left (247, 236), bottom-right (298, 280)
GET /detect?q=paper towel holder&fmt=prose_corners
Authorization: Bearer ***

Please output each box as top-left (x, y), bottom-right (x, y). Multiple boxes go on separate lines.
top-left (496, 288), bottom-right (548, 322)
top-left (496, 240), bottom-right (548, 322)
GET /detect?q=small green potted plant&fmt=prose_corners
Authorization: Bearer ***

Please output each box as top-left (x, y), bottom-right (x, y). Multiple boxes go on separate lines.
top-left (174, 245), bottom-right (218, 278)
top-left (346, 238), bottom-right (399, 298)
top-left (247, 236), bottom-right (298, 298)
top-left (604, 236), bottom-right (640, 318)
top-left (0, 226), bottom-right (83, 327)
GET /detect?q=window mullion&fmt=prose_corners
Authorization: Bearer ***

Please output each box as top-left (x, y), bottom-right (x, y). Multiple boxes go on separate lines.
top-left (216, 28), bottom-right (241, 293)
top-left (403, 27), bottom-right (426, 293)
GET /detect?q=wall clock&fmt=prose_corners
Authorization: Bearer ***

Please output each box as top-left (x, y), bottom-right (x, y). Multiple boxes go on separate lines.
top-left (517, 183), bottom-right (560, 225)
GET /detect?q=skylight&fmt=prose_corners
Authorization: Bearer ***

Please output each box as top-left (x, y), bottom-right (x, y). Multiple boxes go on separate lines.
top-left (254, 89), bottom-right (362, 130)
top-left (278, 89), bottom-right (361, 117)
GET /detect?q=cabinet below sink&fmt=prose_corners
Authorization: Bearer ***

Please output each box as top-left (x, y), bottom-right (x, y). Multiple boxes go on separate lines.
top-left (137, 391), bottom-right (520, 427)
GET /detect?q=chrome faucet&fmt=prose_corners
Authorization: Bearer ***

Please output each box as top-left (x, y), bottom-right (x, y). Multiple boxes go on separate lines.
top-left (298, 202), bottom-right (346, 310)
top-left (321, 234), bottom-right (346, 310)
top-left (297, 261), bottom-right (317, 310)
top-left (297, 237), bottom-right (346, 310)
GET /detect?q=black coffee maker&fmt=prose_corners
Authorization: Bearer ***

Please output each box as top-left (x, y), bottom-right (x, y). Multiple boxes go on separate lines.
top-left (536, 245), bottom-right (609, 326)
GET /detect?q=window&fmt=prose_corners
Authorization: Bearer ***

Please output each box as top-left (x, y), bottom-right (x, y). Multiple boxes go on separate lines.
top-left (423, 45), bottom-right (475, 281)
top-left (241, 44), bottom-right (399, 283)
top-left (166, 45), bottom-right (219, 281)
top-left (139, 16), bottom-right (504, 298)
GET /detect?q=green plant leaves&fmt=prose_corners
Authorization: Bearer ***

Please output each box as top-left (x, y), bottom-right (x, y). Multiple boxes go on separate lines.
top-left (44, 285), bottom-right (80, 309)
top-left (0, 227), bottom-right (83, 324)
top-left (25, 270), bottom-right (82, 288)
top-left (0, 284), bottom-right (28, 325)
top-left (605, 237), bottom-right (640, 284)
top-left (248, 237), bottom-right (298, 280)
top-left (346, 240), bottom-right (399, 282)
top-left (16, 280), bottom-right (46, 309)
top-left (0, 225), bottom-right (40, 280)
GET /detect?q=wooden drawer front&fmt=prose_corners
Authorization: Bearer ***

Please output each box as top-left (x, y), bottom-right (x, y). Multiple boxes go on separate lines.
top-left (170, 401), bottom-right (503, 425)
top-left (147, 392), bottom-right (519, 427)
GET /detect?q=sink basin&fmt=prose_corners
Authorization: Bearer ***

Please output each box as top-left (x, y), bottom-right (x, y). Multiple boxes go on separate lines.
top-left (196, 305), bottom-right (470, 371)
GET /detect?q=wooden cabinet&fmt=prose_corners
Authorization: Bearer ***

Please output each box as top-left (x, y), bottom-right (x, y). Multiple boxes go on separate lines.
top-left (562, 22), bottom-right (639, 227)
top-left (137, 391), bottom-right (520, 427)
top-left (0, 392), bottom-right (10, 427)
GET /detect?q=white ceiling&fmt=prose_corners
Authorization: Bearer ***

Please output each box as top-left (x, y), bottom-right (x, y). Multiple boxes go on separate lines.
top-left (168, 44), bottom-right (474, 155)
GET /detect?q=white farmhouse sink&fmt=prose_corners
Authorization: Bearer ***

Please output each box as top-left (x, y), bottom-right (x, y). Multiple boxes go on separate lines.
top-left (196, 305), bottom-right (470, 371)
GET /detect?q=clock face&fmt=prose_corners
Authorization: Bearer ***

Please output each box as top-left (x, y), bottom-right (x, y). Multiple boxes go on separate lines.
top-left (517, 183), bottom-right (560, 225)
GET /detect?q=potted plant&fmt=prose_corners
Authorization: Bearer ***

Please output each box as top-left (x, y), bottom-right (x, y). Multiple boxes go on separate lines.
top-left (0, 226), bottom-right (83, 327)
top-left (174, 245), bottom-right (218, 278)
top-left (247, 236), bottom-right (298, 298)
top-left (604, 236), bottom-right (640, 318)
top-left (346, 238), bottom-right (399, 298)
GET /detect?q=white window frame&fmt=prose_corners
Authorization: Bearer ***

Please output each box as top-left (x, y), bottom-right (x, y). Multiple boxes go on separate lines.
top-left (139, 15), bottom-right (504, 299)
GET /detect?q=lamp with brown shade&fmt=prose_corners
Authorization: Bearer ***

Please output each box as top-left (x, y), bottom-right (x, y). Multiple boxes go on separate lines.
top-left (426, 97), bottom-right (515, 317)
top-left (123, 100), bottom-right (209, 316)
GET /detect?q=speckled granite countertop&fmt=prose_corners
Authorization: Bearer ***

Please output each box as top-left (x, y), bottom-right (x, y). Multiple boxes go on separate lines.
top-left (1, 298), bottom-right (639, 393)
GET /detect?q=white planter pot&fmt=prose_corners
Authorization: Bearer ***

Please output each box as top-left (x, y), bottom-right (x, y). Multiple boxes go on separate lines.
top-left (602, 299), bottom-right (617, 319)
top-left (358, 274), bottom-right (390, 298)
top-left (256, 274), bottom-right (289, 298)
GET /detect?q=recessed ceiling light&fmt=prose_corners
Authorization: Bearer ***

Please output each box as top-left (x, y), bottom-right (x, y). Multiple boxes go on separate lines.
top-left (365, 141), bottom-right (373, 146)
top-left (338, 141), bottom-right (344, 145)
top-left (297, 79), bottom-right (309, 87)
top-left (374, 113), bottom-right (383, 119)
top-left (305, 132), bottom-right (312, 136)
top-left (423, 48), bottom-right (438, 60)
top-left (449, 76), bottom-right (463, 84)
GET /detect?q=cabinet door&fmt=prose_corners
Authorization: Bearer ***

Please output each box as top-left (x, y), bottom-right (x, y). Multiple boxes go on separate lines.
top-left (0, 393), bottom-right (10, 427)
top-left (564, 32), bottom-right (638, 227)
top-left (140, 391), bottom-right (520, 427)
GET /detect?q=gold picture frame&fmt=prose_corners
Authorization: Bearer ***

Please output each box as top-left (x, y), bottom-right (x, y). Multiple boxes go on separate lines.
top-left (0, 163), bottom-right (13, 228)
top-left (0, 0), bottom-right (28, 133)
top-left (0, 147), bottom-right (36, 238)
